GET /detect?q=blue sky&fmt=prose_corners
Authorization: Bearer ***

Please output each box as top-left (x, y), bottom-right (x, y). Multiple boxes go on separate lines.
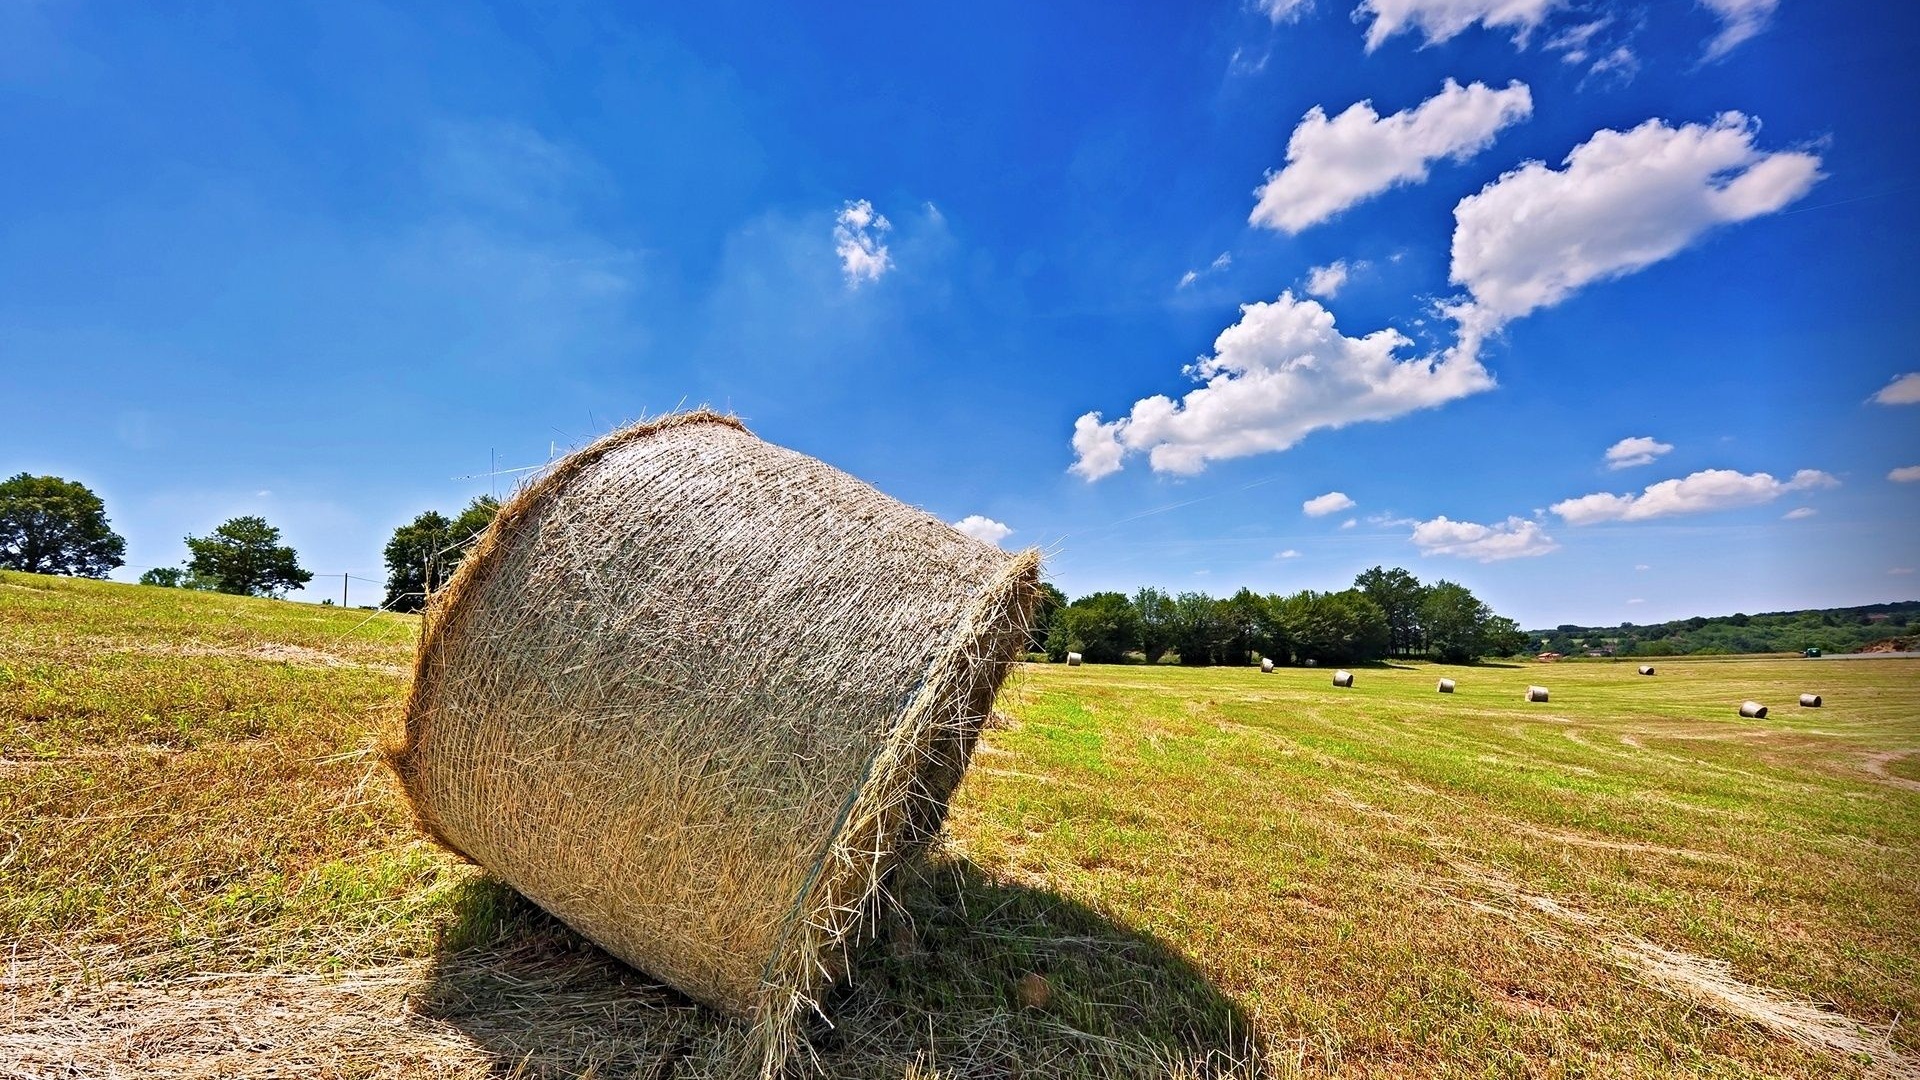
top-left (3, 0), bottom-right (1916, 627)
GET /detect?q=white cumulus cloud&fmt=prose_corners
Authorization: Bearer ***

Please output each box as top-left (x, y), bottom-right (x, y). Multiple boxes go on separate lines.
top-left (1605, 436), bottom-right (1674, 470)
top-left (1889, 466), bottom-right (1920, 483)
top-left (1872, 372), bottom-right (1920, 405)
top-left (1551, 468), bottom-right (1839, 525)
top-left (950, 514), bottom-right (1012, 546)
top-left (1276, 548), bottom-right (1303, 559)
top-left (1069, 292), bottom-right (1494, 480)
top-left (1303, 491), bottom-right (1357, 517)
top-left (1357, 0), bottom-right (1564, 50)
top-left (1410, 515), bottom-right (1559, 561)
top-left (1782, 507), bottom-right (1816, 520)
top-left (1305, 259), bottom-right (1360, 298)
top-left (1341, 518), bottom-right (1358, 529)
top-left (833, 199), bottom-right (893, 286)
top-left (1251, 79), bottom-right (1533, 234)
top-left (1449, 113), bottom-right (1821, 339)
top-left (1699, 0), bottom-right (1779, 60)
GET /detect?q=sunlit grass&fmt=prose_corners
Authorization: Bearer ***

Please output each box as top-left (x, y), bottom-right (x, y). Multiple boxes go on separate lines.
top-left (3, 569), bottom-right (1915, 1078)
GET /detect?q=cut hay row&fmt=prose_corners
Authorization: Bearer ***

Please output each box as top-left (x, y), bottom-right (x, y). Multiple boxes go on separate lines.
top-left (387, 411), bottom-right (1040, 1074)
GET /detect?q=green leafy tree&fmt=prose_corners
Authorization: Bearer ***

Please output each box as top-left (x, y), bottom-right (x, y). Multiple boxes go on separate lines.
top-left (1482, 615), bottom-right (1529, 657)
top-left (1277, 589), bottom-right (1389, 665)
top-left (381, 495), bottom-right (502, 612)
top-left (138, 567), bottom-right (184, 587)
top-left (1030, 582), bottom-right (1068, 653)
top-left (1168, 591), bottom-right (1222, 665)
top-left (1132, 587), bottom-right (1176, 662)
top-left (382, 511), bottom-right (454, 612)
top-left (1422, 580), bottom-right (1492, 663)
top-left (451, 495), bottom-right (501, 546)
top-left (1047, 591), bottom-right (1141, 664)
top-left (184, 516), bottom-right (312, 597)
top-left (1354, 566), bottom-right (1426, 656)
top-left (0, 473), bottom-right (127, 578)
top-left (1216, 588), bottom-right (1268, 666)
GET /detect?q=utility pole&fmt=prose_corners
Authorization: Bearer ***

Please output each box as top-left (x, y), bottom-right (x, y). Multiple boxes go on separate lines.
top-left (342, 572), bottom-right (349, 608)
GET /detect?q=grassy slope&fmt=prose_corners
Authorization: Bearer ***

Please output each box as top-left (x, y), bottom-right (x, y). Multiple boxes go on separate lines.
top-left (3, 570), bottom-right (1916, 1078)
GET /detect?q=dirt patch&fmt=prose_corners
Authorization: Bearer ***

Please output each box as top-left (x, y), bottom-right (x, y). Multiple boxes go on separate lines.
top-left (1448, 865), bottom-right (1918, 1079)
top-left (1511, 823), bottom-right (1734, 865)
top-left (0, 951), bottom-right (717, 1079)
top-left (1862, 751), bottom-right (1920, 794)
top-left (95, 639), bottom-right (411, 678)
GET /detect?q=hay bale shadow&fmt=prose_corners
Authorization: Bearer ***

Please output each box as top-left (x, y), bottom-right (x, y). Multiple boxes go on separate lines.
top-left (418, 858), bottom-right (1262, 1078)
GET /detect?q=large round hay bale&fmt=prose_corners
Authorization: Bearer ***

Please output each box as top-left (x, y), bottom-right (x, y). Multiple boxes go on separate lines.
top-left (1436, 678), bottom-right (1455, 693)
top-left (1332, 669), bottom-right (1354, 688)
top-left (1260, 657), bottom-right (1275, 673)
top-left (1065, 651), bottom-right (1083, 666)
top-left (1637, 665), bottom-right (1655, 676)
top-left (1799, 693), bottom-right (1822, 708)
top-left (1740, 700), bottom-right (1769, 718)
top-left (1525, 685), bottom-right (1549, 702)
top-left (387, 411), bottom-right (1039, 1066)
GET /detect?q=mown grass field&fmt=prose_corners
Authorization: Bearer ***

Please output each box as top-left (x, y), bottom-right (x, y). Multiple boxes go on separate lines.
top-left (3, 569), bottom-right (1916, 1078)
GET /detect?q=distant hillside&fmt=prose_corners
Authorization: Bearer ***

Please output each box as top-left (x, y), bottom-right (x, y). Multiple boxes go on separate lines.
top-left (1529, 601), bottom-right (1920, 657)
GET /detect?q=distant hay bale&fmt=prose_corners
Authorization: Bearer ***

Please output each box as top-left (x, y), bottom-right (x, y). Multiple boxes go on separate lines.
top-left (386, 410), bottom-right (1040, 1070)
top-left (1436, 678), bottom-right (1455, 693)
top-left (1638, 665), bottom-right (1655, 676)
top-left (1332, 670), bottom-right (1354, 688)
top-left (1740, 700), bottom-right (1769, 718)
top-left (1260, 657), bottom-right (1275, 673)
top-left (1525, 685), bottom-right (1549, 702)
top-left (1799, 693), bottom-right (1822, 708)
top-left (1065, 651), bottom-right (1083, 666)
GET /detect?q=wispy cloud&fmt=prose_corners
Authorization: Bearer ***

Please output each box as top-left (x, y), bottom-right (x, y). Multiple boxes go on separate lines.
top-left (1872, 372), bottom-right (1920, 405)
top-left (1605, 436), bottom-right (1674, 470)
top-left (1251, 80), bottom-right (1533, 234)
top-left (1699, 0), bottom-right (1779, 60)
top-left (834, 199), bottom-right (893, 286)
top-left (1303, 491), bottom-right (1356, 517)
top-left (1553, 468), bottom-right (1838, 524)
top-left (1178, 251), bottom-right (1233, 289)
top-left (1410, 515), bottom-right (1559, 561)
top-left (1356, 0), bottom-right (1563, 51)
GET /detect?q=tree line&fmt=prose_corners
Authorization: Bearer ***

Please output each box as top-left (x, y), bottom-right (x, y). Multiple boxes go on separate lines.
top-left (1032, 566), bottom-right (1529, 666)
top-left (1534, 601), bottom-right (1920, 657)
top-left (0, 471), bottom-right (498, 608)
top-left (12, 470), bottom-right (1904, 657)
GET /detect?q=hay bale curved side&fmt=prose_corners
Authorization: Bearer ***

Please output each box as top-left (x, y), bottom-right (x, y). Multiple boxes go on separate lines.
top-left (386, 411), bottom-right (1039, 1057)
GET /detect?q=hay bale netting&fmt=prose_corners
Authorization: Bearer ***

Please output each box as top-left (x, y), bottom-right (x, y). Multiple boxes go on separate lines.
top-left (1638, 665), bottom-right (1655, 676)
top-left (1260, 657), bottom-right (1275, 673)
top-left (1525, 685), bottom-right (1549, 702)
top-left (1800, 692), bottom-right (1823, 708)
top-left (1332, 669), bottom-right (1354, 688)
top-left (1065, 651), bottom-right (1083, 666)
top-left (387, 411), bottom-right (1040, 1064)
top-left (1740, 700), bottom-right (1769, 718)
top-left (1436, 678), bottom-right (1456, 693)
